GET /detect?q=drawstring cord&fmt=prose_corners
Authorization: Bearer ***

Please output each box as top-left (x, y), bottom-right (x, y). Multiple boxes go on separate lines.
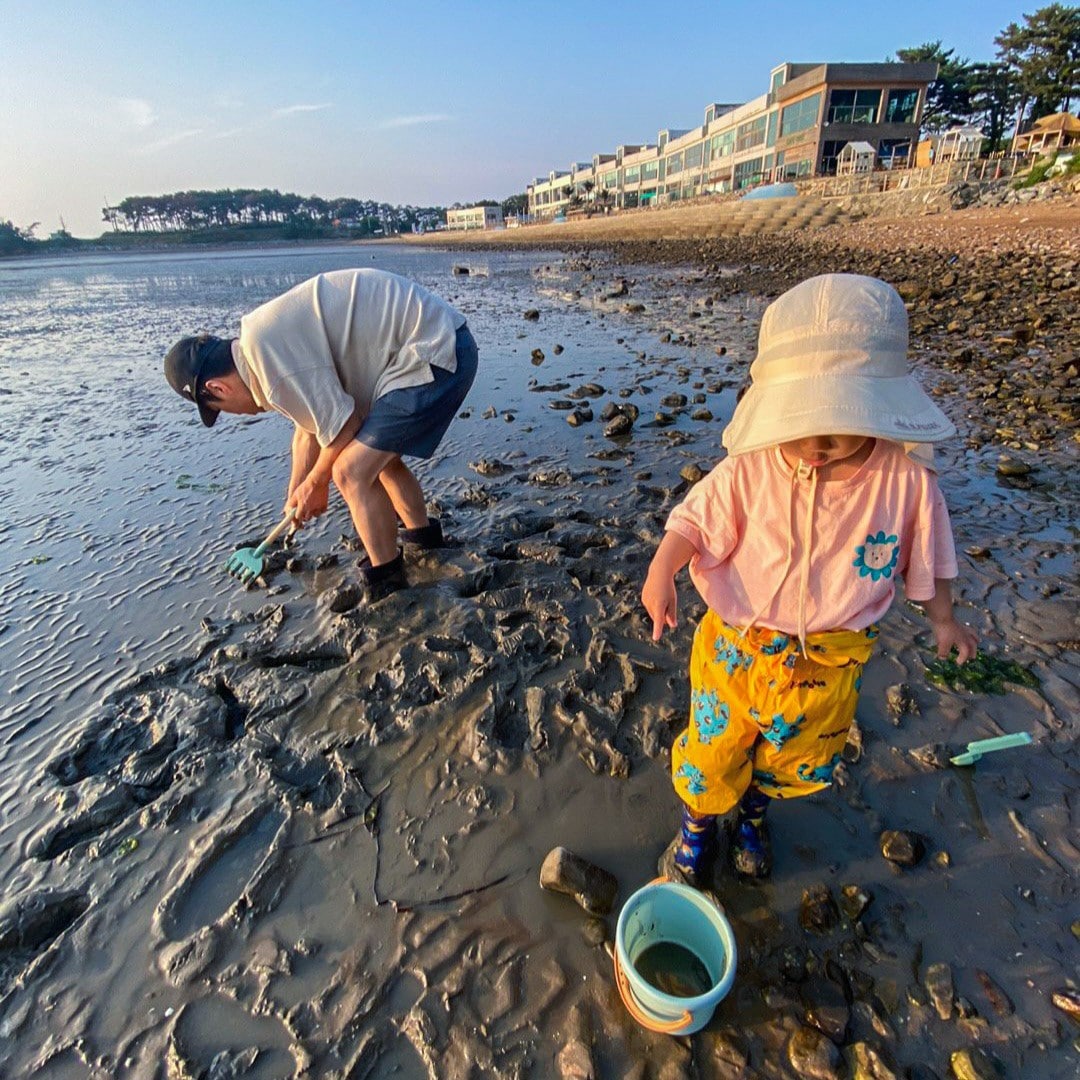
top-left (738, 457), bottom-right (818, 658)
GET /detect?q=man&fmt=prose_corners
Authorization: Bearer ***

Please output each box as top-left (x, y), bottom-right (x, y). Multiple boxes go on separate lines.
top-left (164, 268), bottom-right (477, 598)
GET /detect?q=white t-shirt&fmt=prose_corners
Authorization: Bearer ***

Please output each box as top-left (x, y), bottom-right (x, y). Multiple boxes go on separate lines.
top-left (236, 268), bottom-right (466, 446)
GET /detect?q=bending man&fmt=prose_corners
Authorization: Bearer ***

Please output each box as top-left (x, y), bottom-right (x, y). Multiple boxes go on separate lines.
top-left (164, 267), bottom-right (477, 598)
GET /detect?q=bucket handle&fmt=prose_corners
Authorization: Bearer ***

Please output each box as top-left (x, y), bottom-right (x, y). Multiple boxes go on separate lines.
top-left (613, 941), bottom-right (693, 1035)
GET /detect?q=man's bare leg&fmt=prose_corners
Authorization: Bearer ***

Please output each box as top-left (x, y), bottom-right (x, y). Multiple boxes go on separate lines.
top-left (378, 457), bottom-right (429, 530)
top-left (331, 442), bottom-right (400, 566)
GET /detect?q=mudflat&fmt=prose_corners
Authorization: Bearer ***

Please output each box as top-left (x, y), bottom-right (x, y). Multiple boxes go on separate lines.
top-left (0, 221), bottom-right (1076, 1078)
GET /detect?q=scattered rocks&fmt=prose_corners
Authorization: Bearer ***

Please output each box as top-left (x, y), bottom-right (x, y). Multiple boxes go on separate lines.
top-left (799, 883), bottom-right (839, 934)
top-left (925, 961), bottom-right (956, 1019)
top-left (787, 1025), bottom-right (842, 1080)
top-left (539, 847), bottom-right (618, 915)
top-left (604, 413), bottom-right (633, 438)
top-left (880, 829), bottom-right (925, 868)
top-left (949, 1048), bottom-right (999, 1080)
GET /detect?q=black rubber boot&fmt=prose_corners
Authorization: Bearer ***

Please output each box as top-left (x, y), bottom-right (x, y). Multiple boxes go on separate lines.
top-left (400, 518), bottom-right (444, 549)
top-left (730, 786), bottom-right (772, 880)
top-left (358, 550), bottom-right (407, 601)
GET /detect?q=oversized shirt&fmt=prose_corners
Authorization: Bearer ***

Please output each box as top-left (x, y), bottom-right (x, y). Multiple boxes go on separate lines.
top-left (236, 268), bottom-right (467, 447)
top-left (665, 440), bottom-right (958, 636)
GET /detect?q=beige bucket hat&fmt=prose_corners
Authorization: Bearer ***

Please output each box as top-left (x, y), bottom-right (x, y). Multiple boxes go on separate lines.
top-left (722, 274), bottom-right (955, 455)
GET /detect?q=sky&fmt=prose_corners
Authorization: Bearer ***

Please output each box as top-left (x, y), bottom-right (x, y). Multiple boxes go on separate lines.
top-left (1, 0), bottom-right (1032, 237)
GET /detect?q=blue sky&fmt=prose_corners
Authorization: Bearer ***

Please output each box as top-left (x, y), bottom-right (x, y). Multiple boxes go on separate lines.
top-left (1, 0), bottom-right (1030, 236)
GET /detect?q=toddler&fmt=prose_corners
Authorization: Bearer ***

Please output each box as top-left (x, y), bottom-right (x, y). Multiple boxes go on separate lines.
top-left (642, 274), bottom-right (977, 883)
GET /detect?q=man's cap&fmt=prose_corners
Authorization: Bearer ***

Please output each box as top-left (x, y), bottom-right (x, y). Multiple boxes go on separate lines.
top-left (163, 335), bottom-right (233, 427)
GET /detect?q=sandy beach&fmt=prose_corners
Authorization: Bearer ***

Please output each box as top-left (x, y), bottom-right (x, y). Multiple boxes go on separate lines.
top-left (0, 210), bottom-right (1077, 1079)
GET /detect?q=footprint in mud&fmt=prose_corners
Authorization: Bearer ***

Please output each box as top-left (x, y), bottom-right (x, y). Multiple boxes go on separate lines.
top-left (167, 995), bottom-right (295, 1080)
top-left (155, 806), bottom-right (288, 944)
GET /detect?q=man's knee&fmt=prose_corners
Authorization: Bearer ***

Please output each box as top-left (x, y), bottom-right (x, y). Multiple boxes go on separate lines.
top-left (332, 445), bottom-right (392, 496)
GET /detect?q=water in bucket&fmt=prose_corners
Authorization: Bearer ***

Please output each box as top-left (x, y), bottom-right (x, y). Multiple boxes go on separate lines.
top-left (634, 941), bottom-right (713, 998)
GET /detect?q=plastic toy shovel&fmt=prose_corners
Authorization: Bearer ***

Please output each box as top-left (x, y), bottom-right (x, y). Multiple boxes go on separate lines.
top-left (225, 509), bottom-right (296, 586)
top-left (949, 732), bottom-right (1033, 766)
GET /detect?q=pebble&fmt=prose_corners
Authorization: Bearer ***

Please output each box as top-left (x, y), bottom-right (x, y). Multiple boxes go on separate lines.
top-left (691, 408), bottom-right (713, 421)
top-left (880, 829), bottom-right (925, 867)
top-left (679, 464), bottom-right (706, 484)
top-left (996, 456), bottom-right (1032, 477)
top-left (850, 1042), bottom-right (899, 1080)
top-left (539, 847), bottom-right (618, 915)
top-left (1051, 987), bottom-right (1080, 1020)
top-left (799, 883), bottom-right (839, 934)
top-left (567, 408), bottom-right (592, 427)
top-left (523, 309), bottom-right (540, 321)
top-left (803, 975), bottom-right (850, 1042)
top-left (604, 414), bottom-right (633, 438)
top-left (787, 1025), bottom-right (841, 1080)
top-left (839, 883), bottom-right (873, 920)
top-left (531, 348), bottom-right (545, 364)
top-left (949, 1048), bottom-right (998, 1080)
top-left (553, 343), bottom-right (564, 354)
top-left (925, 961), bottom-right (955, 1019)
top-left (885, 683), bottom-right (916, 720)
top-left (653, 411), bottom-right (675, 426)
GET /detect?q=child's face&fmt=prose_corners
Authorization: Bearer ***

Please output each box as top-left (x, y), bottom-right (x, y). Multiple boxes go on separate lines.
top-left (778, 435), bottom-right (871, 469)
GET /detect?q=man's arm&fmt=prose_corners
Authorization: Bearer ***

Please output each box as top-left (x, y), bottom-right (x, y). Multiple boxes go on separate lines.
top-left (286, 407), bottom-right (363, 524)
top-left (288, 425), bottom-right (321, 502)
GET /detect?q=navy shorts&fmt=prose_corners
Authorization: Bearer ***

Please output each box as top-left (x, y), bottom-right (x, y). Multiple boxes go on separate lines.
top-left (357, 324), bottom-right (478, 459)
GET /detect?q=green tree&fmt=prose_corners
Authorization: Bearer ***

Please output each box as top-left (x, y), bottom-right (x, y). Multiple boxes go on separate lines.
top-left (967, 61), bottom-right (1020, 150)
top-left (896, 42), bottom-right (975, 131)
top-left (0, 219), bottom-right (36, 255)
top-left (996, 4), bottom-right (1080, 124)
top-left (500, 193), bottom-right (528, 216)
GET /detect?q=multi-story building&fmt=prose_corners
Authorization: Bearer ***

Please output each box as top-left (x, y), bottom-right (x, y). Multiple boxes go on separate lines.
top-left (527, 61), bottom-right (937, 219)
top-left (446, 205), bottom-right (504, 230)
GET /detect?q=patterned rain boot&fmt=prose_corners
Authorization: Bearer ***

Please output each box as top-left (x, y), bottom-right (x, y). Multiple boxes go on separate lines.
top-left (730, 786), bottom-right (772, 880)
top-left (659, 806), bottom-right (717, 889)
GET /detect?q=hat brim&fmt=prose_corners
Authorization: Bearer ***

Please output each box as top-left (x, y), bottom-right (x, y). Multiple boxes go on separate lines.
top-left (196, 394), bottom-right (220, 427)
top-left (721, 374), bottom-right (955, 455)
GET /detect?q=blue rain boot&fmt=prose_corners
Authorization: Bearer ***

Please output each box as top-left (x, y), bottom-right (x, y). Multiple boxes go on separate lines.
top-left (659, 806), bottom-right (717, 889)
top-left (731, 786), bottom-right (772, 879)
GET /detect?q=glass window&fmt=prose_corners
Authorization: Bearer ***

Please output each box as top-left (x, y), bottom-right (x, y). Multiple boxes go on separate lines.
top-left (685, 142), bottom-right (703, 169)
top-left (884, 88), bottom-right (918, 124)
top-left (766, 111), bottom-right (779, 148)
top-left (780, 158), bottom-right (812, 180)
top-left (666, 152), bottom-right (683, 175)
top-left (710, 130), bottom-right (735, 159)
top-left (603, 171), bottom-right (617, 189)
top-left (820, 139), bottom-right (846, 175)
top-left (734, 156), bottom-right (764, 189)
top-left (771, 69), bottom-right (785, 92)
top-left (736, 117), bottom-right (767, 152)
top-left (624, 165), bottom-right (640, 183)
top-left (642, 161), bottom-right (659, 180)
top-left (878, 139), bottom-right (911, 167)
top-left (780, 93), bottom-right (822, 137)
top-left (827, 89), bottom-right (881, 124)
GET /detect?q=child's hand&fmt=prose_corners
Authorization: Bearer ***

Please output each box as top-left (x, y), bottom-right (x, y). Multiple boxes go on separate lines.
top-left (931, 617), bottom-right (978, 664)
top-left (642, 571), bottom-right (678, 641)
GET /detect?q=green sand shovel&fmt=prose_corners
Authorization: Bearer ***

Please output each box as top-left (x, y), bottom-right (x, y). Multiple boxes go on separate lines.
top-left (949, 732), bottom-right (1033, 767)
top-left (225, 509), bottom-right (297, 586)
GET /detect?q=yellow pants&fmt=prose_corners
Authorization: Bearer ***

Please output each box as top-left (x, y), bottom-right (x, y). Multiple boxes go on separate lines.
top-left (671, 610), bottom-right (878, 815)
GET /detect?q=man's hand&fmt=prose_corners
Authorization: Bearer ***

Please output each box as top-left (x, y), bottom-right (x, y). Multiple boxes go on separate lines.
top-left (287, 473), bottom-right (330, 525)
top-left (931, 617), bottom-right (979, 664)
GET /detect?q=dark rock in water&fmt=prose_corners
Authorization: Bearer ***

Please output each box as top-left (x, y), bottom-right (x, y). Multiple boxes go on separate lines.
top-left (605, 414), bottom-right (633, 438)
top-left (691, 408), bottom-right (714, 421)
top-left (799, 883), bottom-right (839, 934)
top-left (660, 393), bottom-right (688, 408)
top-left (531, 348), bottom-right (545, 364)
top-left (523, 308), bottom-right (540, 321)
top-left (622, 403), bottom-right (641, 422)
top-left (654, 411), bottom-right (676, 426)
top-left (949, 1048), bottom-right (999, 1080)
top-left (569, 382), bottom-right (604, 399)
top-left (849, 1043), bottom-right (898, 1080)
top-left (325, 583), bottom-right (362, 614)
top-left (539, 846), bottom-right (618, 915)
top-left (568, 408), bottom-right (592, 427)
top-left (880, 829), bottom-right (925, 867)
top-left (996, 456), bottom-right (1032, 477)
top-left (925, 961), bottom-right (955, 1019)
top-left (839, 883), bottom-right (873, 921)
top-left (549, 399), bottom-right (576, 410)
top-left (600, 401), bottom-right (620, 422)
top-left (787, 1025), bottom-right (842, 1079)
top-left (803, 975), bottom-right (850, 1043)
top-left (452, 264), bottom-right (470, 275)
top-left (553, 343), bottom-right (564, 355)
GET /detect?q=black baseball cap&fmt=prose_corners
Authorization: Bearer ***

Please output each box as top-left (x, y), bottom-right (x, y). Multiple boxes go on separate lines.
top-left (163, 334), bottom-right (234, 427)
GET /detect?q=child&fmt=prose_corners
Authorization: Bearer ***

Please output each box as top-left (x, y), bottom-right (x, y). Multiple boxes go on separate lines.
top-left (642, 274), bottom-right (978, 883)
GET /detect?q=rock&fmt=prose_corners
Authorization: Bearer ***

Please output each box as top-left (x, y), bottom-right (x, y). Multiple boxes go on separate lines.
top-left (623, 302), bottom-right (646, 313)
top-left (654, 411), bottom-right (676, 426)
top-left (780, 944), bottom-right (810, 982)
top-left (599, 402), bottom-right (620, 421)
top-left (567, 408), bottom-right (592, 427)
top-left (691, 408), bottom-right (714, 421)
top-left (843, 721), bottom-right (863, 763)
top-left (581, 918), bottom-right (607, 947)
top-left (452, 264), bottom-right (470, 275)
top-left (569, 382), bottom-right (604, 399)
top-left (995, 456), bottom-right (1032, 477)
top-left (531, 348), bottom-right (545, 365)
top-left (803, 975), bottom-right (850, 1042)
top-left (880, 830), bottom-right (925, 867)
top-left (799, 883), bottom-right (839, 934)
top-left (787, 1025), bottom-right (842, 1080)
top-left (553, 343), bottom-right (564, 355)
top-left (949, 1048), bottom-right (998, 1080)
top-left (885, 683), bottom-right (916, 720)
top-left (523, 309), bottom-right (540, 321)
top-left (849, 1043), bottom-right (898, 1080)
top-left (539, 847), bottom-right (618, 915)
top-left (679, 464), bottom-right (706, 484)
top-left (1051, 987), bottom-right (1080, 1020)
top-left (839, 884), bottom-right (873, 921)
top-left (604, 414), bottom-right (633, 438)
top-left (925, 961), bottom-right (955, 1020)
top-left (909, 743), bottom-right (949, 770)
top-left (481, 406), bottom-right (497, 419)
top-left (660, 393), bottom-right (688, 408)
top-left (325, 583), bottom-right (362, 614)
top-left (556, 1039), bottom-right (594, 1079)
top-left (974, 969), bottom-right (1013, 1017)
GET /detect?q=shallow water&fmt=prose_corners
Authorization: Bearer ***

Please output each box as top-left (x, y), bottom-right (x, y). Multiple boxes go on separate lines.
top-left (635, 940), bottom-right (714, 998)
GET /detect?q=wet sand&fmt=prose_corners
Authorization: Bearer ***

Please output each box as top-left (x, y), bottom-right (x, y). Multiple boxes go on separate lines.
top-left (0, 243), bottom-right (1077, 1079)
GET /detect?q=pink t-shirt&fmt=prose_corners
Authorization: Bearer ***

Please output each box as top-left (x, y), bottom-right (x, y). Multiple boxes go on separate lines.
top-left (666, 440), bottom-right (958, 634)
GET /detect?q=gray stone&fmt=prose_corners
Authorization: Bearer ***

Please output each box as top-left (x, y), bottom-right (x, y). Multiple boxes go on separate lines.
top-left (925, 961), bottom-right (955, 1020)
top-left (604, 414), bottom-right (633, 438)
top-left (787, 1025), bottom-right (842, 1079)
top-left (799, 883), bottom-right (839, 934)
top-left (540, 847), bottom-right (618, 915)
top-left (880, 830), bottom-right (925, 867)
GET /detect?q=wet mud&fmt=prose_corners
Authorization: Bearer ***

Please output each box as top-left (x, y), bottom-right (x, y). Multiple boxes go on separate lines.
top-left (0, 245), bottom-right (1076, 1078)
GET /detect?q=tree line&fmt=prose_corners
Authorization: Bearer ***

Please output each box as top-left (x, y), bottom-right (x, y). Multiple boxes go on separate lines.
top-left (101, 188), bottom-right (446, 236)
top-left (898, 4), bottom-right (1079, 147)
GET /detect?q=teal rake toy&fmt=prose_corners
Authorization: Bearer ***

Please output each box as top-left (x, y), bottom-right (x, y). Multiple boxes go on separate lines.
top-left (950, 732), bottom-right (1033, 767)
top-left (225, 509), bottom-right (296, 586)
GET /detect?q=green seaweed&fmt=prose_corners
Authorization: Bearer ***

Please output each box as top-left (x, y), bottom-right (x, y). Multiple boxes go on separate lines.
top-left (28, 554), bottom-right (51, 565)
top-left (925, 651), bottom-right (1040, 695)
top-left (176, 473), bottom-right (225, 493)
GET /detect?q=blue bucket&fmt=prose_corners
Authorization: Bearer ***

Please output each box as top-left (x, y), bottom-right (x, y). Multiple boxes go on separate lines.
top-left (614, 879), bottom-right (737, 1035)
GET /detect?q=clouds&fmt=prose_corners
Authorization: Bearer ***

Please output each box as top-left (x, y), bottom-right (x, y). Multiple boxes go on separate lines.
top-left (376, 113), bottom-right (452, 130)
top-left (272, 102), bottom-right (333, 118)
top-left (135, 128), bottom-right (204, 156)
top-left (116, 97), bottom-right (156, 129)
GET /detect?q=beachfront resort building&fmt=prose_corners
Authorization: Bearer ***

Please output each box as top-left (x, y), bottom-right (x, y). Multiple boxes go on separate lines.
top-left (528, 61), bottom-right (937, 219)
top-left (1011, 112), bottom-right (1080, 159)
top-left (446, 205), bottom-right (504, 230)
